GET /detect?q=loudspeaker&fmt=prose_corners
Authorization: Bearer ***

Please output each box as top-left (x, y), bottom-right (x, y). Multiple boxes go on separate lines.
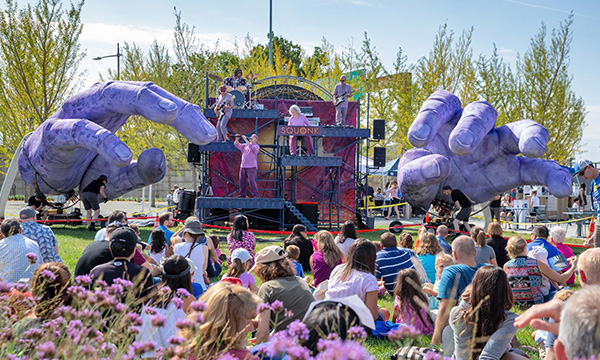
top-left (187, 143), bottom-right (200, 163)
top-left (374, 147), bottom-right (386, 167)
top-left (373, 119), bottom-right (385, 140)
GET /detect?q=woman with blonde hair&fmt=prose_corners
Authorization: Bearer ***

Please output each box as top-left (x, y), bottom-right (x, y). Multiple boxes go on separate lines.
top-left (416, 232), bottom-right (442, 283)
top-left (184, 282), bottom-right (261, 360)
top-left (310, 230), bottom-right (345, 287)
top-left (471, 226), bottom-right (497, 266)
top-left (288, 105), bottom-right (314, 156)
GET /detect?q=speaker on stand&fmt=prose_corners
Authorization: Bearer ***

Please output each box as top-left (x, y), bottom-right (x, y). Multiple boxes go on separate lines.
top-left (373, 147), bottom-right (386, 168)
top-left (372, 119), bottom-right (385, 140)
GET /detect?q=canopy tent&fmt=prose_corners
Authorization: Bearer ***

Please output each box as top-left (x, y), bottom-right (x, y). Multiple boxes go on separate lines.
top-left (371, 158), bottom-right (400, 177)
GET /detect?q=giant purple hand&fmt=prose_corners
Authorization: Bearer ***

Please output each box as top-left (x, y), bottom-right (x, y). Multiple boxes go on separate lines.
top-left (18, 81), bottom-right (216, 198)
top-left (398, 90), bottom-right (572, 207)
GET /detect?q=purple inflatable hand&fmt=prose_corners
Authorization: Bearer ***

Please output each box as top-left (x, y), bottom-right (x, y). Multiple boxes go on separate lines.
top-left (398, 90), bottom-right (572, 207)
top-left (18, 81), bottom-right (216, 198)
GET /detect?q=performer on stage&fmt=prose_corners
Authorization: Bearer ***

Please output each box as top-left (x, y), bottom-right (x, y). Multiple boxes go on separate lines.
top-left (224, 68), bottom-right (247, 92)
top-left (214, 85), bottom-right (234, 142)
top-left (235, 134), bottom-right (260, 198)
top-left (288, 105), bottom-right (315, 156)
top-left (333, 75), bottom-right (353, 126)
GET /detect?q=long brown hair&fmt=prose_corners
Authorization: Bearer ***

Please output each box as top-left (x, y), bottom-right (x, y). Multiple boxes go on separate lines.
top-left (416, 233), bottom-right (442, 256)
top-left (316, 230), bottom-right (343, 267)
top-left (31, 262), bottom-right (72, 319)
top-left (340, 238), bottom-right (376, 281)
top-left (464, 266), bottom-right (514, 360)
top-left (394, 269), bottom-right (432, 327)
top-left (226, 258), bottom-right (246, 278)
top-left (470, 226), bottom-right (487, 247)
top-left (337, 221), bottom-right (357, 244)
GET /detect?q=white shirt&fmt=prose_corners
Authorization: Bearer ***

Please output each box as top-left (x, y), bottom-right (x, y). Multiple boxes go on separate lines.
top-left (0, 234), bottom-right (41, 283)
top-left (335, 236), bottom-right (355, 257)
top-left (173, 241), bottom-right (207, 288)
top-left (137, 302), bottom-right (186, 358)
top-left (150, 247), bottom-right (167, 265)
top-left (94, 228), bottom-right (106, 242)
top-left (530, 196), bottom-right (540, 208)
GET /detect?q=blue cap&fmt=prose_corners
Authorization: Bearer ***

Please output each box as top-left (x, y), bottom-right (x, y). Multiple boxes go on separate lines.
top-left (573, 159), bottom-right (593, 177)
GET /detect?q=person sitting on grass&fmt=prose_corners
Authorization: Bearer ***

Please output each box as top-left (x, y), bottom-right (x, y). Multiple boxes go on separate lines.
top-left (283, 224), bottom-right (314, 272)
top-left (423, 253), bottom-right (454, 312)
top-left (310, 230), bottom-right (345, 287)
top-left (549, 226), bottom-right (575, 285)
top-left (416, 232), bottom-right (443, 283)
top-left (399, 232), bottom-right (414, 250)
top-left (334, 221), bottom-right (357, 257)
top-left (223, 248), bottom-right (258, 294)
top-left (0, 218), bottom-right (41, 283)
top-left (286, 245), bottom-right (304, 278)
top-left (393, 268), bottom-right (434, 335)
top-left (472, 226), bottom-right (497, 266)
top-left (149, 228), bottom-right (171, 265)
top-left (173, 218), bottom-right (210, 297)
top-left (375, 232), bottom-right (416, 295)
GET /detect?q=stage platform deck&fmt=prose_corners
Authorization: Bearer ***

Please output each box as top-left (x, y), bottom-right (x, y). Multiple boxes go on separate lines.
top-left (197, 142), bottom-right (238, 152)
top-left (196, 197), bottom-right (285, 209)
top-left (204, 108), bottom-right (280, 119)
top-left (280, 155), bottom-right (342, 167)
top-left (321, 127), bottom-right (370, 138)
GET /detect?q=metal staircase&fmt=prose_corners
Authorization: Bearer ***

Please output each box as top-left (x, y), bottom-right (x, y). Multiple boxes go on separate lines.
top-left (284, 201), bottom-right (318, 232)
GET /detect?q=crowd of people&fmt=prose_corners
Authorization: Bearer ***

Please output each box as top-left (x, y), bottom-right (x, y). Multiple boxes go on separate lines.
top-left (0, 203), bottom-right (599, 360)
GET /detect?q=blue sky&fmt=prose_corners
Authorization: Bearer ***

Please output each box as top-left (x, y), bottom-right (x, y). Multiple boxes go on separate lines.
top-left (71, 0), bottom-right (599, 161)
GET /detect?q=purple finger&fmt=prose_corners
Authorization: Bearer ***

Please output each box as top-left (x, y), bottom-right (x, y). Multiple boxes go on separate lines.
top-left (82, 148), bottom-right (166, 199)
top-left (448, 101), bottom-right (497, 156)
top-left (407, 90), bottom-right (462, 148)
top-left (519, 157), bottom-right (572, 197)
top-left (398, 151), bottom-right (450, 206)
top-left (505, 120), bottom-right (549, 158)
top-left (54, 82), bottom-right (178, 132)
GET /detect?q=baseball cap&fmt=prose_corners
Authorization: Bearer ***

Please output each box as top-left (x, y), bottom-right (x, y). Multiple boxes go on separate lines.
top-left (231, 248), bottom-right (253, 264)
top-left (98, 175), bottom-right (108, 181)
top-left (183, 219), bottom-right (205, 235)
top-left (573, 159), bottom-right (593, 177)
top-left (254, 245), bottom-right (287, 265)
top-left (109, 227), bottom-right (138, 255)
top-left (340, 75), bottom-right (347, 81)
top-left (19, 207), bottom-right (37, 219)
top-left (303, 295), bottom-right (375, 330)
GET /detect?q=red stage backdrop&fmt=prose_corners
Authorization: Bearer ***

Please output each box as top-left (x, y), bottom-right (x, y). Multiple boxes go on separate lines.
top-left (206, 99), bottom-right (358, 224)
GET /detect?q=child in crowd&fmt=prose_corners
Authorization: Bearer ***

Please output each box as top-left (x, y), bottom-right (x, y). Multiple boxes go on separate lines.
top-left (286, 245), bottom-right (304, 278)
top-left (223, 248), bottom-right (258, 294)
top-left (399, 232), bottom-right (414, 250)
top-left (209, 234), bottom-right (225, 264)
top-left (150, 228), bottom-right (171, 265)
top-left (373, 241), bottom-right (382, 252)
top-left (392, 268), bottom-right (434, 335)
top-left (423, 253), bottom-right (454, 311)
top-left (184, 283), bottom-right (261, 360)
top-left (311, 230), bottom-right (345, 287)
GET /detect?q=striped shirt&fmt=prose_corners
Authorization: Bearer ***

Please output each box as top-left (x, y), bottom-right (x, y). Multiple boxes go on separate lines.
top-left (325, 264), bottom-right (379, 302)
top-left (375, 247), bottom-right (415, 294)
top-left (0, 234), bottom-right (41, 283)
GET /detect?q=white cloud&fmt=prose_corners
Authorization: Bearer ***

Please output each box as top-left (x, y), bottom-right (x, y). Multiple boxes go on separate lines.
top-left (497, 47), bottom-right (515, 54)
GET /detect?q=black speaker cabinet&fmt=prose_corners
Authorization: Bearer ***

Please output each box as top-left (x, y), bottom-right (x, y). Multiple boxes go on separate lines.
top-left (372, 119), bottom-right (385, 140)
top-left (187, 143), bottom-right (200, 163)
top-left (374, 147), bottom-right (386, 168)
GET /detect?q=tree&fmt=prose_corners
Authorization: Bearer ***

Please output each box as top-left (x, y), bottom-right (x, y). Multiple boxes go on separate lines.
top-left (0, 0), bottom-right (85, 166)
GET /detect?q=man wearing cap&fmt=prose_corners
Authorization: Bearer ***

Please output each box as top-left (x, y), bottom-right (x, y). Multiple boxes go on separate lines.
top-left (214, 85), bottom-right (235, 142)
top-left (81, 174), bottom-right (109, 231)
top-left (333, 75), bottom-right (353, 126)
top-left (235, 134), bottom-right (260, 198)
top-left (89, 227), bottom-right (154, 299)
top-left (19, 207), bottom-right (61, 263)
top-left (574, 159), bottom-right (600, 247)
top-left (173, 218), bottom-right (209, 295)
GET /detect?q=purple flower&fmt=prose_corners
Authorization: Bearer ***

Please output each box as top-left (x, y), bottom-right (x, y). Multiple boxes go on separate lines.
top-left (39, 269), bottom-right (56, 282)
top-left (285, 320), bottom-right (309, 341)
top-left (74, 275), bottom-right (92, 285)
top-left (14, 283), bottom-right (28, 292)
top-left (25, 252), bottom-right (37, 264)
top-left (124, 312), bottom-right (143, 326)
top-left (175, 318), bottom-right (193, 330)
top-left (144, 307), bottom-right (158, 316)
top-left (284, 309), bottom-right (294, 318)
top-left (114, 303), bottom-right (127, 313)
top-left (158, 286), bottom-right (171, 295)
top-left (168, 336), bottom-right (185, 345)
top-left (23, 328), bottom-right (43, 340)
top-left (36, 341), bottom-right (56, 358)
top-left (257, 303), bottom-right (271, 313)
top-left (387, 324), bottom-right (421, 340)
top-left (113, 277), bottom-right (134, 289)
top-left (171, 297), bottom-right (184, 309)
top-left (0, 281), bottom-right (14, 293)
top-left (270, 300), bottom-right (284, 313)
top-left (190, 300), bottom-right (206, 312)
top-left (348, 326), bottom-right (368, 341)
top-left (315, 338), bottom-right (374, 360)
top-left (131, 340), bottom-right (156, 356)
top-left (285, 344), bottom-right (311, 359)
top-left (151, 314), bottom-right (166, 327)
top-left (129, 326), bottom-right (141, 335)
top-left (425, 351), bottom-right (441, 360)
top-left (176, 288), bottom-right (191, 298)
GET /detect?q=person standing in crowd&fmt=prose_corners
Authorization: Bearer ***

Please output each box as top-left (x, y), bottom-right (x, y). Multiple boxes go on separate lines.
top-left (0, 218), bottom-right (41, 283)
top-left (487, 222), bottom-right (509, 268)
top-left (283, 224), bottom-right (313, 272)
top-left (500, 193), bottom-right (514, 229)
top-left (27, 194), bottom-right (49, 221)
top-left (288, 105), bottom-right (315, 156)
top-left (227, 215), bottom-right (256, 268)
top-left (147, 212), bottom-right (176, 245)
top-left (235, 134), bottom-right (260, 198)
top-left (435, 225), bottom-right (453, 255)
top-left (19, 207), bottom-right (61, 263)
top-left (529, 189), bottom-right (540, 223)
top-left (334, 220), bottom-right (357, 257)
top-left (386, 181), bottom-right (402, 220)
top-left (375, 232), bottom-right (416, 295)
top-left (579, 182), bottom-right (588, 210)
top-left (489, 194), bottom-right (502, 223)
top-left (166, 186), bottom-right (177, 209)
top-left (81, 174), bottom-right (108, 231)
top-left (573, 160), bottom-right (600, 247)
top-left (224, 68), bottom-right (247, 92)
top-left (333, 75), bottom-right (353, 126)
top-left (443, 185), bottom-right (476, 232)
top-left (214, 85), bottom-right (234, 142)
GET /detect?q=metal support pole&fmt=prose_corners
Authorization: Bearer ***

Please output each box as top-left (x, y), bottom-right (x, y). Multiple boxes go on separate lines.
top-left (268, 0), bottom-right (273, 68)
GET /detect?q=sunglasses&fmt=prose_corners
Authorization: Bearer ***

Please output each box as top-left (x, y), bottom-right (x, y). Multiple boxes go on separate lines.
top-left (578, 168), bottom-right (586, 176)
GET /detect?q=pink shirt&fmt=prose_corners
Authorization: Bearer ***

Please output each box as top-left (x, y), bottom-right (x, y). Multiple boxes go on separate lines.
top-left (215, 93), bottom-right (233, 115)
top-left (325, 264), bottom-right (379, 302)
top-left (289, 113), bottom-right (310, 127)
top-left (554, 243), bottom-right (575, 285)
top-left (238, 271), bottom-right (256, 289)
top-left (235, 142), bottom-right (260, 169)
top-left (333, 83), bottom-right (352, 108)
top-left (388, 187), bottom-right (399, 198)
top-left (394, 296), bottom-right (434, 335)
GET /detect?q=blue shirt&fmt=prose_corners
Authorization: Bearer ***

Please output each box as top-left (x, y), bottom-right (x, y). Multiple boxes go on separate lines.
top-left (147, 225), bottom-right (174, 245)
top-left (291, 260), bottom-right (304, 278)
top-left (437, 235), bottom-right (453, 255)
top-left (20, 221), bottom-right (62, 263)
top-left (592, 173), bottom-right (600, 217)
top-left (527, 238), bottom-right (567, 271)
top-left (438, 263), bottom-right (487, 300)
top-left (417, 253), bottom-right (437, 283)
top-left (375, 247), bottom-right (415, 294)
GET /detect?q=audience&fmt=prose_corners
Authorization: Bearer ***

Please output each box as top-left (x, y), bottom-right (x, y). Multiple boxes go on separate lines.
top-left (334, 221), bottom-right (357, 256)
top-left (486, 222), bottom-right (509, 268)
top-left (147, 212), bottom-right (176, 244)
top-left (416, 232), bottom-right (442, 283)
top-left (19, 207), bottom-right (62, 263)
top-left (0, 218), bottom-right (41, 283)
top-left (149, 228), bottom-right (171, 265)
top-left (93, 210), bottom-right (128, 242)
top-left (173, 218), bottom-right (209, 296)
top-left (285, 245), bottom-right (304, 278)
top-left (393, 268), bottom-right (434, 335)
top-left (528, 225), bottom-right (568, 272)
top-left (423, 253), bottom-right (454, 311)
top-left (254, 245), bottom-right (314, 342)
top-left (283, 224), bottom-right (314, 272)
top-left (471, 226), bottom-right (497, 266)
top-left (435, 225), bottom-right (453, 255)
top-left (224, 248), bottom-right (258, 293)
top-left (375, 232), bottom-right (417, 295)
top-left (549, 226), bottom-right (575, 285)
top-left (310, 230), bottom-right (344, 287)
top-left (75, 222), bottom-right (121, 276)
top-left (399, 232), bottom-right (414, 250)
top-left (227, 215), bottom-right (256, 268)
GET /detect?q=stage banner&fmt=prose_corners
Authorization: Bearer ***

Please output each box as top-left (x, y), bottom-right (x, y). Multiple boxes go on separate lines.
top-left (277, 125), bottom-right (323, 136)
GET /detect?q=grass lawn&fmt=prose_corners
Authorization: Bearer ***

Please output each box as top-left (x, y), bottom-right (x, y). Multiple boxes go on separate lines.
top-left (51, 224), bottom-right (584, 360)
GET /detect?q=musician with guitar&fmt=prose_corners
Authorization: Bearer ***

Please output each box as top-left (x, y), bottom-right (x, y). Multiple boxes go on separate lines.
top-left (214, 85), bottom-right (234, 142)
top-left (333, 75), bottom-right (353, 126)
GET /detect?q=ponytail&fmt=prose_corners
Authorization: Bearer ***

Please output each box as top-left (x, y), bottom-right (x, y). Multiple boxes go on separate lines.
top-left (225, 258), bottom-right (246, 278)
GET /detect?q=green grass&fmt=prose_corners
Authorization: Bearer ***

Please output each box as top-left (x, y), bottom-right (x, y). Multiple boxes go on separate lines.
top-left (50, 225), bottom-right (583, 360)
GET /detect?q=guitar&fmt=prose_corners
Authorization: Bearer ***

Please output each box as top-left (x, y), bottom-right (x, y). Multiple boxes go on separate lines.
top-left (215, 94), bottom-right (233, 121)
top-left (335, 91), bottom-right (351, 107)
